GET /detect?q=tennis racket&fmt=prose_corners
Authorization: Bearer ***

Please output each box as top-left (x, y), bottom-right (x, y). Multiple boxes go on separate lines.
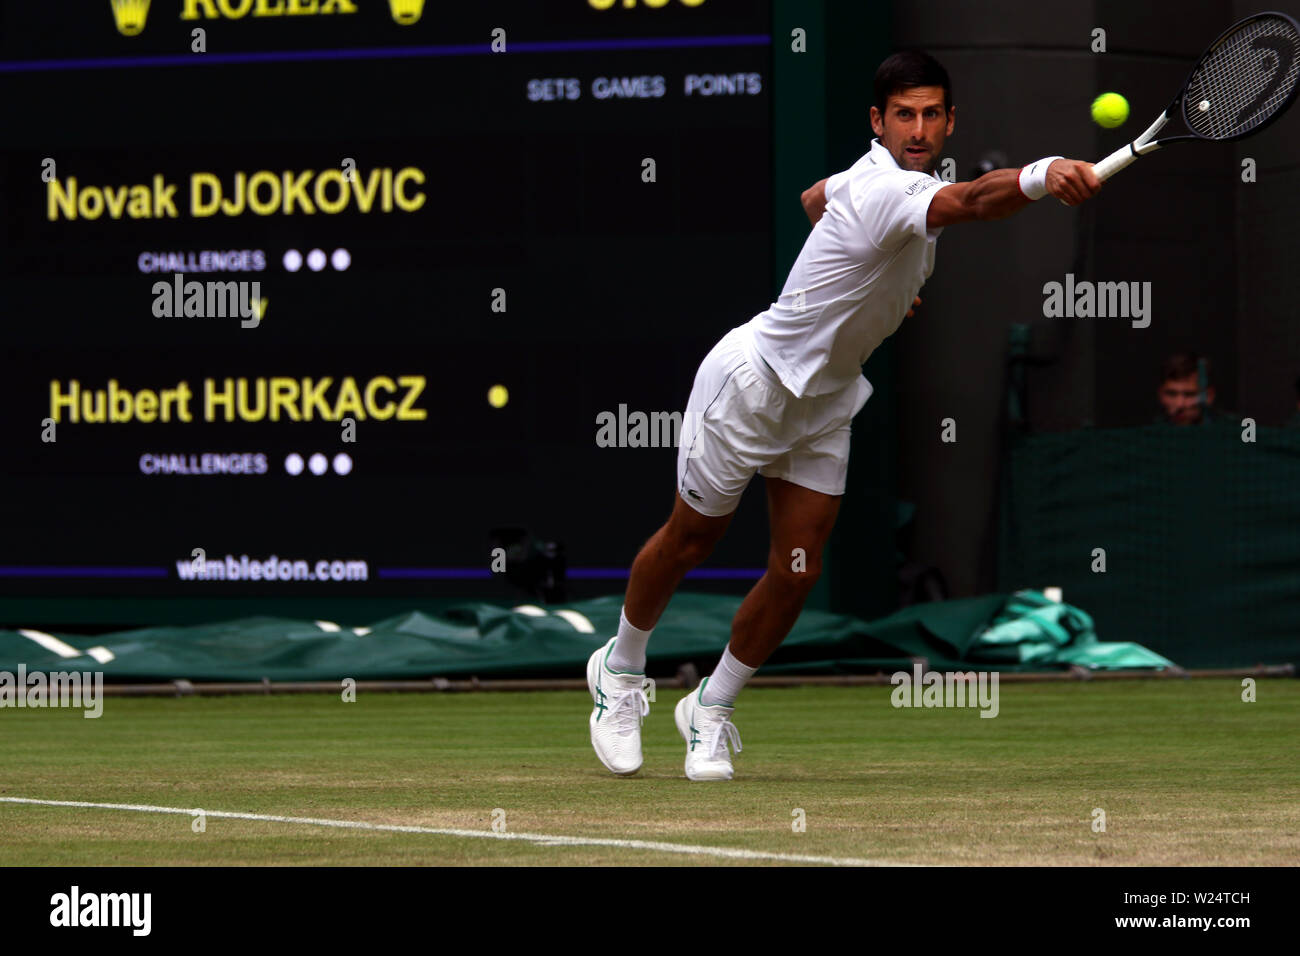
top-left (1093, 11), bottom-right (1300, 181)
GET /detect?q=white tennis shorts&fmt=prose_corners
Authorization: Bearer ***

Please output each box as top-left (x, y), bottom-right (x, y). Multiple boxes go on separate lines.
top-left (675, 323), bottom-right (872, 516)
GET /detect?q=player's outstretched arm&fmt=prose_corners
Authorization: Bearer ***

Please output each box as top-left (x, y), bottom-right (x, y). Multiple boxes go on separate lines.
top-left (925, 160), bottom-right (1101, 229)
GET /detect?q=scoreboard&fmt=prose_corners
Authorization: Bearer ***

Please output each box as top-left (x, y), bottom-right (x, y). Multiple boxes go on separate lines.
top-left (0, 0), bottom-right (773, 598)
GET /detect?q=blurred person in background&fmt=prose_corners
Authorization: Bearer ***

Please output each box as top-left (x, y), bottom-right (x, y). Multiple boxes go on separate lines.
top-left (1155, 351), bottom-right (1234, 426)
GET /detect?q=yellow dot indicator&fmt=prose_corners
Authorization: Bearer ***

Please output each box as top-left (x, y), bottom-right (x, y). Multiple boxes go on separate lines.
top-left (488, 384), bottom-right (509, 408)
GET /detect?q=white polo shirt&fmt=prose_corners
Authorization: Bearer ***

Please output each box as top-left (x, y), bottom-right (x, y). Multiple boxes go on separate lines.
top-left (747, 137), bottom-right (950, 398)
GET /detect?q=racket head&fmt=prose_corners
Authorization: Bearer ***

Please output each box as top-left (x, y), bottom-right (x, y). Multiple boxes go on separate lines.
top-left (1180, 11), bottom-right (1300, 141)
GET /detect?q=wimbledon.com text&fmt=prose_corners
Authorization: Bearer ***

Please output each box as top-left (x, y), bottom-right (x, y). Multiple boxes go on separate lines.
top-left (176, 554), bottom-right (368, 582)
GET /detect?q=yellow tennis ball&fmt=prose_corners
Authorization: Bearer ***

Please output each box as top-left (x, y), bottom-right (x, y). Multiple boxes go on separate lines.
top-left (1091, 92), bottom-right (1129, 129)
top-left (487, 384), bottom-right (508, 408)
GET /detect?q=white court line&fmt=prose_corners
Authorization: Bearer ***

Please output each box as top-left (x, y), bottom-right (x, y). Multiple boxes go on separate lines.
top-left (0, 797), bottom-right (913, 867)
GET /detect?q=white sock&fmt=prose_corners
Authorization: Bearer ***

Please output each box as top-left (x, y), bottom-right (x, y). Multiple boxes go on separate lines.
top-left (606, 607), bottom-right (652, 673)
top-left (699, 645), bottom-right (757, 707)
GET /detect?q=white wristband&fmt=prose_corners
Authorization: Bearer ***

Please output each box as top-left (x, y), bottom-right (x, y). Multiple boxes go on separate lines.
top-left (1018, 156), bottom-right (1063, 200)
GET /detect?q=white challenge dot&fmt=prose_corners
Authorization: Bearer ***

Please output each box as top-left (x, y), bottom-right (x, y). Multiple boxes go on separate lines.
top-left (308, 453), bottom-right (328, 476)
top-left (283, 249), bottom-right (303, 272)
top-left (333, 453), bottom-right (353, 475)
top-left (285, 452), bottom-right (304, 475)
top-left (307, 249), bottom-right (326, 272)
top-left (331, 248), bottom-right (351, 271)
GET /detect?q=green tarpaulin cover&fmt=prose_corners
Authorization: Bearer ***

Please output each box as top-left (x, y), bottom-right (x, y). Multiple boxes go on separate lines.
top-left (0, 590), bottom-right (1173, 681)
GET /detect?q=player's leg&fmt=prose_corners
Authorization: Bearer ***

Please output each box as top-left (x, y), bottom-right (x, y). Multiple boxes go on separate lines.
top-left (588, 493), bottom-right (734, 776)
top-left (676, 478), bottom-right (840, 780)
top-left (605, 322), bottom-right (777, 672)
top-left (678, 374), bottom-right (866, 780)
top-left (728, 476), bottom-right (841, 668)
top-left (613, 491), bottom-right (733, 660)
top-left (589, 325), bottom-right (769, 776)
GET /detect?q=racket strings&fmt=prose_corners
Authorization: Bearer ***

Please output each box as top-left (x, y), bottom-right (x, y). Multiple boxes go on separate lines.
top-left (1185, 14), bottom-right (1300, 139)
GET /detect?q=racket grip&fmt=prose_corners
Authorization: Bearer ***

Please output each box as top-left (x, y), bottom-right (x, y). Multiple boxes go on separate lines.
top-left (1092, 145), bottom-right (1138, 182)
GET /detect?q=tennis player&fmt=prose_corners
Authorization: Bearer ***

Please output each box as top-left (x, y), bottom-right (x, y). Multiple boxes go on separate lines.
top-left (588, 50), bottom-right (1102, 780)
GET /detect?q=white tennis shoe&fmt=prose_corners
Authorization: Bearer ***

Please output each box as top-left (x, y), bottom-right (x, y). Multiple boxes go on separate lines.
top-left (674, 681), bottom-right (743, 781)
top-left (587, 637), bottom-right (651, 776)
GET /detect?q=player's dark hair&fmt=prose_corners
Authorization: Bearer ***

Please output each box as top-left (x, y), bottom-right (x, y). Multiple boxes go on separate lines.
top-left (1161, 351), bottom-right (1207, 384)
top-left (874, 51), bottom-right (952, 114)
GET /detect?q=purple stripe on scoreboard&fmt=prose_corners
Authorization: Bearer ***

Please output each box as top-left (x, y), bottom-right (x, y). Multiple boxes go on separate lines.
top-left (0, 34), bottom-right (771, 74)
top-left (0, 566), bottom-right (170, 578)
top-left (378, 568), bottom-right (497, 580)
top-left (378, 567), bottom-right (765, 580)
top-left (0, 567), bottom-right (766, 580)
top-left (568, 568), bottom-right (765, 580)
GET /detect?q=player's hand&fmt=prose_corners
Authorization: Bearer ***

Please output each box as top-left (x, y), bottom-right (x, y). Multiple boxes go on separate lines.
top-left (1045, 159), bottom-right (1102, 206)
top-left (905, 296), bottom-right (922, 318)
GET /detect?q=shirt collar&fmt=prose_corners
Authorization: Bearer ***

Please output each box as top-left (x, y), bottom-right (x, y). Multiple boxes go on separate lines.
top-left (869, 138), bottom-right (895, 168)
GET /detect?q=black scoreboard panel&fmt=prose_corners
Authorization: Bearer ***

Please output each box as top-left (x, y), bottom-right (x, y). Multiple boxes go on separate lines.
top-left (0, 1), bottom-right (773, 596)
